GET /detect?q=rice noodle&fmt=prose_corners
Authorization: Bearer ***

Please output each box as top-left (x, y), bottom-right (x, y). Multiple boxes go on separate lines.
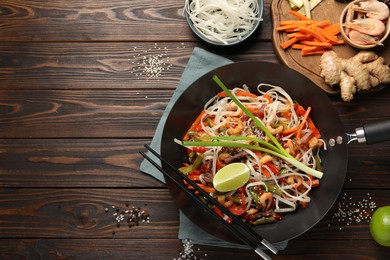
top-left (179, 83), bottom-right (324, 225)
top-left (184, 0), bottom-right (262, 45)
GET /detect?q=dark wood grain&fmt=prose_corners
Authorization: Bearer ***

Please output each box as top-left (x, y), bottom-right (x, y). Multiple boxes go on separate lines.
top-left (0, 139), bottom-right (165, 188)
top-left (0, 188), bottom-right (179, 238)
top-left (0, 238), bottom-right (387, 259)
top-left (0, 42), bottom-right (278, 90)
top-left (0, 0), bottom-right (273, 41)
top-left (0, 188), bottom-right (387, 239)
top-left (0, 189), bottom-right (388, 258)
top-left (1, 138), bottom-right (389, 189)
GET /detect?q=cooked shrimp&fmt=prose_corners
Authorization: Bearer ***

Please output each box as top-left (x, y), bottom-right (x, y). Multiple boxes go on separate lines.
top-left (225, 103), bottom-right (243, 117)
top-left (348, 29), bottom-right (383, 45)
top-left (259, 192), bottom-right (273, 210)
top-left (344, 18), bottom-right (386, 36)
top-left (260, 154), bottom-right (273, 165)
top-left (224, 117), bottom-right (244, 135)
top-left (287, 175), bottom-right (303, 188)
top-left (353, 0), bottom-right (389, 21)
top-left (266, 122), bottom-right (283, 135)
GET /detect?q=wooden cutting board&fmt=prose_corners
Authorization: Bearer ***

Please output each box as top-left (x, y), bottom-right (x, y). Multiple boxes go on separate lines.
top-left (271, 0), bottom-right (390, 95)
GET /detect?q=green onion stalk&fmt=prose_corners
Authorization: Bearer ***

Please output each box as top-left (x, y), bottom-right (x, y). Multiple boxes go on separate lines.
top-left (179, 75), bottom-right (323, 179)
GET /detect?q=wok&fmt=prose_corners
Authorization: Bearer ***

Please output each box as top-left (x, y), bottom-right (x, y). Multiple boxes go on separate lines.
top-left (160, 61), bottom-right (389, 244)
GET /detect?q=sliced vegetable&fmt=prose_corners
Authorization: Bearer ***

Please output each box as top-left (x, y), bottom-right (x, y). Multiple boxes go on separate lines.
top-left (278, 10), bottom-right (344, 56)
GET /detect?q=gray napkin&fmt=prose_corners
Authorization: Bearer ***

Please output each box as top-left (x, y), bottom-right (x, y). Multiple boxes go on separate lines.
top-left (139, 47), bottom-right (288, 250)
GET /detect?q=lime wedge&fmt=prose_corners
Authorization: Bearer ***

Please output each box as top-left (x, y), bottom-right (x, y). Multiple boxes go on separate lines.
top-left (213, 162), bottom-right (250, 192)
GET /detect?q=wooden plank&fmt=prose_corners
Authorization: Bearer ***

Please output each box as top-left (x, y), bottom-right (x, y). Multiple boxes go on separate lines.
top-left (0, 42), bottom-right (278, 90)
top-left (0, 139), bottom-right (389, 189)
top-left (0, 188), bottom-right (388, 239)
top-left (0, 89), bottom-right (170, 138)
top-left (0, 139), bottom-right (164, 188)
top-left (0, 238), bottom-right (388, 259)
top-left (0, 188), bottom-right (179, 238)
top-left (0, 0), bottom-right (273, 41)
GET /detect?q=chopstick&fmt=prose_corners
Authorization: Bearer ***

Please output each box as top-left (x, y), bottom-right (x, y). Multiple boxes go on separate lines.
top-left (140, 144), bottom-right (278, 259)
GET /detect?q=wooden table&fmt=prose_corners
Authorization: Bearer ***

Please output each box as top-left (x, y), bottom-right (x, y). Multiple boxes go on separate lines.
top-left (0, 0), bottom-right (389, 259)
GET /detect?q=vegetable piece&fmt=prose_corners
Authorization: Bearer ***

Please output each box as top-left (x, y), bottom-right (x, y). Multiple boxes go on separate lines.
top-left (319, 50), bottom-right (390, 101)
top-left (302, 0), bottom-right (311, 19)
top-left (296, 106), bottom-right (311, 140)
top-left (277, 11), bottom-right (344, 56)
top-left (183, 109), bottom-right (205, 141)
top-left (289, 0), bottom-right (304, 9)
top-left (280, 37), bottom-right (299, 49)
top-left (297, 0), bottom-right (323, 15)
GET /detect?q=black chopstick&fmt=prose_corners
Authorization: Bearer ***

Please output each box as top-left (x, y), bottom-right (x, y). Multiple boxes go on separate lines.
top-left (142, 144), bottom-right (278, 255)
top-left (140, 150), bottom-right (272, 260)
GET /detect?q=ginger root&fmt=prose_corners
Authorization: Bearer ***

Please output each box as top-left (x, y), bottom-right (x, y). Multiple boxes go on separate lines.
top-left (320, 50), bottom-right (390, 101)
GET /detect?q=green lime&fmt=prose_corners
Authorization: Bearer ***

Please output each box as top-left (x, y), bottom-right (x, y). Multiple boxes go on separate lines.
top-left (213, 162), bottom-right (250, 192)
top-left (369, 206), bottom-right (390, 247)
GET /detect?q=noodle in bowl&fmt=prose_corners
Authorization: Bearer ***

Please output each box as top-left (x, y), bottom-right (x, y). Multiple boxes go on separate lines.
top-left (184, 0), bottom-right (264, 46)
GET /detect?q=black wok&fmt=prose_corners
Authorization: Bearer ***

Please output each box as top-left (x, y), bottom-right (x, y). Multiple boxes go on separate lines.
top-left (160, 61), bottom-right (388, 244)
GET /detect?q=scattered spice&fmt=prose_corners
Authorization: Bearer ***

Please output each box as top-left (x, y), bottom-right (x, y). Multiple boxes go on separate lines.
top-left (328, 192), bottom-right (377, 230)
top-left (174, 239), bottom-right (207, 260)
top-left (105, 202), bottom-right (150, 235)
top-left (130, 43), bottom-right (178, 80)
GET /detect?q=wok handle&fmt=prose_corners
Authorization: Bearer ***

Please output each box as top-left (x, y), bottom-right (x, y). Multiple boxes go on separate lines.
top-left (358, 119), bottom-right (390, 145)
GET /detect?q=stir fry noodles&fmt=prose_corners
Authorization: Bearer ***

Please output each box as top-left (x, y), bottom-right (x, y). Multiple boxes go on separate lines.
top-left (177, 80), bottom-right (325, 225)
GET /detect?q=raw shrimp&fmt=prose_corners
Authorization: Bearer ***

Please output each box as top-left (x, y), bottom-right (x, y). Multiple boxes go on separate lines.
top-left (348, 29), bottom-right (383, 45)
top-left (353, 0), bottom-right (390, 21)
top-left (344, 18), bottom-right (386, 36)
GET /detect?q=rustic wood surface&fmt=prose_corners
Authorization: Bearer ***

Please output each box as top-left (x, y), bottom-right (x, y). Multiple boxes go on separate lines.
top-left (0, 0), bottom-right (389, 259)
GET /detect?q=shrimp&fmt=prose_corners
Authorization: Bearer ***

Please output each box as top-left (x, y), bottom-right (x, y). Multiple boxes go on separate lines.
top-left (348, 29), bottom-right (383, 46)
top-left (223, 117), bottom-right (244, 135)
top-left (353, 0), bottom-right (389, 21)
top-left (225, 103), bottom-right (243, 117)
top-left (266, 122), bottom-right (283, 135)
top-left (344, 18), bottom-right (385, 36)
top-left (287, 175), bottom-right (303, 188)
top-left (259, 192), bottom-right (273, 210)
top-left (260, 154), bottom-right (273, 165)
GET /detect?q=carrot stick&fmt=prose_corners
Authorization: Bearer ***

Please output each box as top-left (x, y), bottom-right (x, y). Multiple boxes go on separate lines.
top-left (282, 125), bottom-right (299, 135)
top-left (217, 89), bottom-right (257, 98)
top-left (292, 44), bottom-right (306, 49)
top-left (183, 109), bottom-right (205, 141)
top-left (301, 49), bottom-right (327, 57)
top-left (300, 41), bottom-right (332, 47)
top-left (298, 26), bottom-right (328, 42)
top-left (296, 106), bottom-right (311, 140)
top-left (308, 20), bottom-right (331, 29)
top-left (301, 49), bottom-right (327, 56)
top-left (280, 20), bottom-right (312, 26)
top-left (275, 24), bottom-right (301, 31)
top-left (280, 37), bottom-right (299, 49)
top-left (324, 22), bottom-right (341, 35)
top-left (289, 10), bottom-right (312, 21)
top-left (197, 183), bottom-right (216, 193)
top-left (311, 26), bottom-right (340, 43)
top-left (263, 93), bottom-right (273, 103)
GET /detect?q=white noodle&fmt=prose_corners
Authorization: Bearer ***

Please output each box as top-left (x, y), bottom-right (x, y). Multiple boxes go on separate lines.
top-left (184, 0), bottom-right (262, 45)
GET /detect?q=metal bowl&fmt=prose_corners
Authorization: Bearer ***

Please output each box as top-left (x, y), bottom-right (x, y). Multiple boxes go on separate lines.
top-left (161, 61), bottom-right (348, 244)
top-left (184, 0), bottom-right (263, 46)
